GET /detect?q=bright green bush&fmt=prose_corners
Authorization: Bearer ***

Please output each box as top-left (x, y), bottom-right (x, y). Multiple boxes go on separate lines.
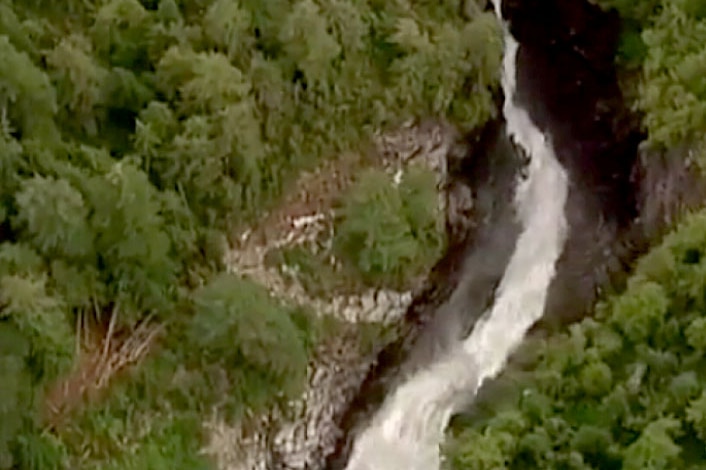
top-left (55, 388), bottom-right (211, 470)
top-left (13, 430), bottom-right (70, 470)
top-left (50, 280), bottom-right (323, 469)
top-left (333, 167), bottom-right (445, 289)
top-left (638, 3), bottom-right (706, 149)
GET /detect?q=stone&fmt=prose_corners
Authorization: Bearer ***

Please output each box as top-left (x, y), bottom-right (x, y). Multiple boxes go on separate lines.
top-left (361, 291), bottom-right (376, 314)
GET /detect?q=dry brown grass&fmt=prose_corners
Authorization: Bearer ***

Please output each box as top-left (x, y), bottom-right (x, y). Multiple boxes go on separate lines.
top-left (42, 310), bottom-right (163, 429)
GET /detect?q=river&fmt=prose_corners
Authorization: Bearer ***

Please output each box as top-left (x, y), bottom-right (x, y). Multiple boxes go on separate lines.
top-left (340, 2), bottom-right (569, 468)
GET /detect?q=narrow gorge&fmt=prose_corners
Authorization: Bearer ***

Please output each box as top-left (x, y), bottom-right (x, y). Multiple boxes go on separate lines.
top-left (215, 0), bottom-right (706, 465)
top-left (321, 0), bottom-right (692, 468)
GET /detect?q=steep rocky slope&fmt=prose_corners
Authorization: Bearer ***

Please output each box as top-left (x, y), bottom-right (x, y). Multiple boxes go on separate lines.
top-left (203, 118), bottom-right (465, 470)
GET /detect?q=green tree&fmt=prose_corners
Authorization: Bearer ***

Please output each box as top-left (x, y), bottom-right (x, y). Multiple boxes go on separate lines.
top-left (188, 274), bottom-right (310, 412)
top-left (334, 167), bottom-right (445, 289)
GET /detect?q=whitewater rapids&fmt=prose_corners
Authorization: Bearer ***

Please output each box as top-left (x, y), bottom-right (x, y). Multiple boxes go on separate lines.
top-left (342, 3), bottom-right (570, 469)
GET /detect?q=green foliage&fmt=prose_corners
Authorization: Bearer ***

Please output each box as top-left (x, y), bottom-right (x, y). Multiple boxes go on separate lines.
top-left (594, 0), bottom-right (706, 152)
top-left (0, 0), bottom-right (501, 467)
top-left (279, 0), bottom-right (341, 87)
top-left (333, 167), bottom-right (446, 289)
top-left (446, 211), bottom-right (706, 468)
top-left (46, 34), bottom-right (108, 136)
top-left (94, 418), bottom-right (212, 470)
top-left (0, 323), bottom-right (32, 469)
top-left (638, 3), bottom-right (706, 148)
top-left (14, 175), bottom-right (93, 259)
top-left (0, 35), bottom-right (58, 143)
top-left (2, 0), bottom-right (705, 468)
top-left (188, 274), bottom-right (310, 410)
top-left (50, 277), bottom-right (322, 469)
top-left (0, 274), bottom-right (74, 380)
top-left (13, 430), bottom-right (70, 470)
top-left (55, 388), bottom-right (211, 470)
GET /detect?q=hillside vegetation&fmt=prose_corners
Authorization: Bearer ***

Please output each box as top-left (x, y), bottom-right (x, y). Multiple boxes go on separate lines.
top-left (3, 0), bottom-right (705, 468)
top-left (446, 0), bottom-right (706, 468)
top-left (0, 0), bottom-right (501, 468)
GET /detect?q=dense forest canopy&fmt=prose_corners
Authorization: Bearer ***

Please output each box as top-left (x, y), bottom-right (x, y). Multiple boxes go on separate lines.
top-left (0, 0), bottom-right (705, 468)
top-left (0, 0), bottom-right (499, 468)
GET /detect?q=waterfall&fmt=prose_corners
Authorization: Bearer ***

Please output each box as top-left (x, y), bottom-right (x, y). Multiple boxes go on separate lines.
top-left (341, 3), bottom-right (570, 469)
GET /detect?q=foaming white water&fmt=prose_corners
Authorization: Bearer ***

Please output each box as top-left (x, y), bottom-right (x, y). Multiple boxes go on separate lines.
top-left (462, 29), bottom-right (569, 390)
top-left (345, 293), bottom-right (483, 470)
top-left (344, 5), bottom-right (569, 469)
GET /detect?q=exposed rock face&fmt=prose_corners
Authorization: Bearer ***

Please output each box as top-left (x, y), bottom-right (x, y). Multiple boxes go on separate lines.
top-left (262, 122), bottom-right (467, 470)
top-left (269, 328), bottom-right (375, 469)
top-left (205, 327), bottom-right (373, 470)
top-left (634, 143), bottom-right (706, 242)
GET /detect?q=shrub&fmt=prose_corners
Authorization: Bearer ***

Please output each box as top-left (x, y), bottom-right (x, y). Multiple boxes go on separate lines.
top-left (333, 167), bottom-right (445, 289)
top-left (187, 274), bottom-right (310, 412)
